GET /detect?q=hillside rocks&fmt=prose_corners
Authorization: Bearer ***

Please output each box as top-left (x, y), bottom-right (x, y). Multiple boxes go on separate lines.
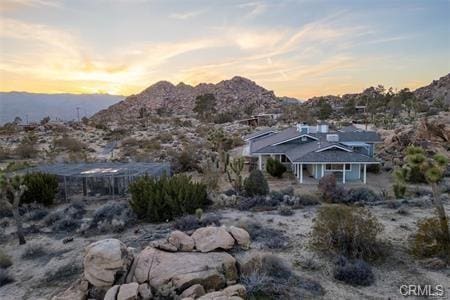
top-left (61, 226), bottom-right (251, 300)
top-left (377, 112), bottom-right (450, 164)
top-left (91, 76), bottom-right (282, 123)
top-left (414, 73), bottom-right (450, 106)
top-left (84, 239), bottom-right (134, 287)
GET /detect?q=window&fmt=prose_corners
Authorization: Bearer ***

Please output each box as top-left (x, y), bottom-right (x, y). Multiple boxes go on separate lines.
top-left (325, 164), bottom-right (351, 171)
top-left (301, 136), bottom-right (307, 141)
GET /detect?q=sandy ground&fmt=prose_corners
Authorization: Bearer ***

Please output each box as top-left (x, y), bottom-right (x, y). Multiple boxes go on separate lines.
top-left (1, 190), bottom-right (449, 300)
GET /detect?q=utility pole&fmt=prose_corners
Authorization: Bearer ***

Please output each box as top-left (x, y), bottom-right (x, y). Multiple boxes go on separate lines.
top-left (76, 107), bottom-right (80, 122)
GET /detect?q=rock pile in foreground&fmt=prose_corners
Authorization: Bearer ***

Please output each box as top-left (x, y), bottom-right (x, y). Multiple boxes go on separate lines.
top-left (53, 225), bottom-right (251, 300)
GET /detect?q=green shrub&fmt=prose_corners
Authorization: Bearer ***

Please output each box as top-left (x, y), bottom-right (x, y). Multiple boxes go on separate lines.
top-left (21, 172), bottom-right (58, 206)
top-left (244, 170), bottom-right (269, 196)
top-left (266, 158), bottom-right (287, 178)
top-left (393, 183), bottom-right (406, 199)
top-left (310, 205), bottom-right (384, 260)
top-left (411, 217), bottom-right (450, 259)
top-left (0, 250), bottom-right (12, 269)
top-left (129, 174), bottom-right (209, 222)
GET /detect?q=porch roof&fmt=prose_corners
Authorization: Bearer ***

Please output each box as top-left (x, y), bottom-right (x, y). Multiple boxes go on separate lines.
top-left (292, 150), bottom-right (379, 163)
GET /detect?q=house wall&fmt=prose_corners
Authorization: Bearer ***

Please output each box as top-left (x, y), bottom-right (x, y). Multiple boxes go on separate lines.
top-left (309, 163), bottom-right (361, 181)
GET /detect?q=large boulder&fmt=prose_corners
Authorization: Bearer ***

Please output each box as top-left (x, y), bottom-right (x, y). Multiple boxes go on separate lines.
top-left (227, 226), bottom-right (250, 249)
top-left (84, 239), bottom-right (133, 287)
top-left (197, 284), bottom-right (246, 300)
top-left (130, 247), bottom-right (238, 291)
top-left (180, 284), bottom-right (206, 298)
top-left (191, 226), bottom-right (235, 252)
top-left (168, 230), bottom-right (195, 251)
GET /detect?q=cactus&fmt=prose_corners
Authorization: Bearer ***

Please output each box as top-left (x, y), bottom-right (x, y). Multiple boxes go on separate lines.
top-left (226, 156), bottom-right (245, 194)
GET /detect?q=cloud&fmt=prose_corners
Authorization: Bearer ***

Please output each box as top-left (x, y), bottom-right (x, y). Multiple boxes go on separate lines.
top-left (237, 1), bottom-right (268, 18)
top-left (0, 0), bottom-right (60, 11)
top-left (169, 9), bottom-right (206, 20)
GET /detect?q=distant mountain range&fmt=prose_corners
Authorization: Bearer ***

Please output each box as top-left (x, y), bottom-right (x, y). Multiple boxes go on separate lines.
top-left (0, 92), bottom-right (123, 124)
top-left (2, 73), bottom-right (448, 125)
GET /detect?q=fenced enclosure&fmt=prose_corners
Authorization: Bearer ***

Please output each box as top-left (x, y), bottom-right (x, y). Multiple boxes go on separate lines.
top-left (26, 162), bottom-right (171, 200)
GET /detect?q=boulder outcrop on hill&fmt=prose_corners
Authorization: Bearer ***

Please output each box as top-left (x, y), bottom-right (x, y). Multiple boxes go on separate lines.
top-left (91, 76), bottom-right (282, 123)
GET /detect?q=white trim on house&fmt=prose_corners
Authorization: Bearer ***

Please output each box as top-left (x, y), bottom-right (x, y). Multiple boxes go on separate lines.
top-left (272, 134), bottom-right (318, 146)
top-left (315, 144), bottom-right (352, 153)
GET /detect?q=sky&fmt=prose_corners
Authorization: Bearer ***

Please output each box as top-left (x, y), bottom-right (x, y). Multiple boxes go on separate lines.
top-left (0, 0), bottom-right (449, 100)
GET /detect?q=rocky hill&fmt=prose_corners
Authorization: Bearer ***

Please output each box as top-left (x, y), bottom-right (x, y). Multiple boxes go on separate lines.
top-left (414, 73), bottom-right (450, 106)
top-left (304, 73), bottom-right (450, 109)
top-left (92, 76), bottom-right (283, 123)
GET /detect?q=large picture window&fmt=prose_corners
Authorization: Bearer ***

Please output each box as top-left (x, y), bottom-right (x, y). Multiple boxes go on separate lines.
top-left (325, 164), bottom-right (351, 171)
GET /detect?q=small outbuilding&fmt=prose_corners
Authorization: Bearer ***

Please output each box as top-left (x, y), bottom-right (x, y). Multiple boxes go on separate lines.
top-left (27, 162), bottom-right (171, 200)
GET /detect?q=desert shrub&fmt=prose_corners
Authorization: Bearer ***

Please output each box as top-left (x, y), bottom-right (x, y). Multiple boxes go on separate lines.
top-left (318, 174), bottom-right (346, 203)
top-left (278, 205), bottom-right (294, 216)
top-left (52, 217), bottom-right (81, 233)
top-left (156, 132), bottom-right (173, 144)
top-left (45, 262), bottom-right (82, 283)
top-left (53, 136), bottom-right (86, 152)
top-left (0, 269), bottom-right (14, 287)
top-left (21, 172), bottom-right (58, 206)
top-left (213, 112), bottom-right (234, 124)
top-left (296, 193), bottom-right (320, 206)
top-left (0, 250), bottom-right (12, 269)
top-left (240, 253), bottom-right (323, 299)
top-left (174, 213), bottom-right (221, 231)
top-left (22, 242), bottom-right (46, 259)
top-left (106, 128), bottom-right (129, 141)
top-left (26, 208), bottom-right (49, 221)
top-left (129, 174), bottom-right (209, 223)
top-left (269, 190), bottom-right (284, 202)
top-left (121, 137), bottom-right (139, 147)
top-left (333, 256), bottom-right (374, 286)
top-left (393, 183), bottom-right (406, 199)
top-left (411, 217), bottom-right (450, 259)
top-left (345, 187), bottom-right (380, 203)
top-left (310, 205), bottom-right (384, 260)
top-left (266, 158), bottom-right (287, 178)
top-left (240, 221), bottom-right (289, 249)
top-left (244, 170), bottom-right (269, 196)
top-left (238, 195), bottom-right (280, 211)
top-left (88, 202), bottom-right (136, 233)
top-left (44, 202), bottom-right (86, 231)
top-left (174, 148), bottom-right (200, 172)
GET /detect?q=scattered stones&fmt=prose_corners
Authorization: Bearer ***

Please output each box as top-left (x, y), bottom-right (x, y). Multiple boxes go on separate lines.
top-left (192, 226), bottom-right (235, 252)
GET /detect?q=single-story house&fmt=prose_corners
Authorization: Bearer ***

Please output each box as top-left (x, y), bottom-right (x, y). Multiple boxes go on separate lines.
top-left (245, 123), bottom-right (382, 184)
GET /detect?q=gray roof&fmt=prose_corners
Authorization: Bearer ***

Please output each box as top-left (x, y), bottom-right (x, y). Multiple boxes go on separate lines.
top-left (250, 127), bottom-right (381, 154)
top-left (243, 128), bottom-right (276, 141)
top-left (294, 150), bottom-right (379, 163)
top-left (248, 125), bottom-right (382, 164)
top-left (339, 125), bottom-right (362, 132)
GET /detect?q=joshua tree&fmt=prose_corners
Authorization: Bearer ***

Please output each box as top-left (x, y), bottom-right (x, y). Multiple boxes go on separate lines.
top-left (0, 174), bottom-right (28, 245)
top-left (226, 155), bottom-right (245, 194)
top-left (395, 146), bottom-right (449, 250)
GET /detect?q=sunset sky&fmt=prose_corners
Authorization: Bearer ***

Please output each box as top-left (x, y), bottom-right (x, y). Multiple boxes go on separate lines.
top-left (0, 0), bottom-right (449, 99)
